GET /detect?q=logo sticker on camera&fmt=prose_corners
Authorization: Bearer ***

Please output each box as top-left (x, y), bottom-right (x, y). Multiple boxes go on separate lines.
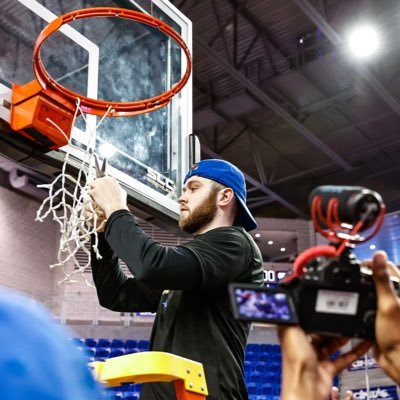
top-left (315, 290), bottom-right (359, 315)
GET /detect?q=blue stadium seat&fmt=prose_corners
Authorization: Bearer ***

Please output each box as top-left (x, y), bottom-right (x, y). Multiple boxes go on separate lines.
top-left (110, 348), bottom-right (126, 358)
top-left (272, 344), bottom-right (281, 353)
top-left (261, 383), bottom-right (274, 395)
top-left (111, 339), bottom-right (126, 349)
top-left (132, 384), bottom-right (142, 392)
top-left (264, 371), bottom-right (280, 384)
top-left (97, 338), bottom-right (112, 348)
top-left (124, 339), bottom-right (138, 349)
top-left (105, 390), bottom-right (123, 399)
top-left (247, 382), bottom-right (260, 396)
top-left (85, 347), bottom-right (96, 358)
top-left (95, 348), bottom-right (111, 359)
top-left (125, 347), bottom-right (140, 355)
top-left (246, 343), bottom-right (260, 353)
top-left (258, 352), bottom-right (270, 363)
top-left (271, 354), bottom-right (281, 362)
top-left (123, 394), bottom-right (140, 400)
top-left (245, 351), bottom-right (257, 362)
top-left (138, 340), bottom-right (150, 351)
top-left (259, 344), bottom-right (273, 353)
top-left (267, 361), bottom-right (282, 372)
top-left (249, 371), bottom-right (263, 383)
top-left (254, 361), bottom-right (268, 372)
top-left (244, 360), bottom-right (252, 372)
top-left (84, 338), bottom-right (97, 348)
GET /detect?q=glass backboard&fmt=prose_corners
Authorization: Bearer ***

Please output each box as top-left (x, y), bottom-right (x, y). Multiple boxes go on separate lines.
top-left (0, 0), bottom-right (193, 222)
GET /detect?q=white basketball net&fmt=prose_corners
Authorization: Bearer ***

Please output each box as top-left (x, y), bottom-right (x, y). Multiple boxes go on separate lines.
top-left (35, 100), bottom-right (113, 285)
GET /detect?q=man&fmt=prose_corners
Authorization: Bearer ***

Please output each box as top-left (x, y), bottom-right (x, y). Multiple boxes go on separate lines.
top-left (89, 159), bottom-right (264, 400)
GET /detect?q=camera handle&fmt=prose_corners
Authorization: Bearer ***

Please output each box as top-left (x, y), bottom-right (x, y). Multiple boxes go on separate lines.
top-left (285, 186), bottom-right (386, 283)
top-left (284, 244), bottom-right (338, 282)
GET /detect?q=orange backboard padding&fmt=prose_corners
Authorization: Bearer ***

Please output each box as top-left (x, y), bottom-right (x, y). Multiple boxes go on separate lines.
top-left (10, 80), bottom-right (76, 149)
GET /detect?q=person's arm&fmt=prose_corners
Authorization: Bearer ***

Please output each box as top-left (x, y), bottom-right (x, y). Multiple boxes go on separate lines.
top-left (103, 210), bottom-right (202, 290)
top-left (91, 233), bottom-right (162, 312)
top-left (278, 326), bottom-right (371, 400)
top-left (368, 251), bottom-right (400, 384)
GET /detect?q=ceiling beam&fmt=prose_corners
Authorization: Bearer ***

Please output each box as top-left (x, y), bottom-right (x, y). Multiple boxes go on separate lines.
top-left (226, 0), bottom-right (291, 63)
top-left (195, 37), bottom-right (353, 171)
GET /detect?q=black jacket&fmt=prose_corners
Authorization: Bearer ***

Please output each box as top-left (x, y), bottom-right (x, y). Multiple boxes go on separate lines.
top-left (91, 210), bottom-right (264, 399)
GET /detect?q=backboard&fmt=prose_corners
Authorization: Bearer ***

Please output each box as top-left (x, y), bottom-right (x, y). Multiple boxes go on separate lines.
top-left (0, 0), bottom-right (194, 223)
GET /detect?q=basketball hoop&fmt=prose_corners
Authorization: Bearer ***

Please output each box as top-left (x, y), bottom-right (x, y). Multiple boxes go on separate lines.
top-left (21, 7), bottom-right (192, 284)
top-left (10, 7), bottom-right (192, 148)
top-left (33, 7), bottom-right (192, 117)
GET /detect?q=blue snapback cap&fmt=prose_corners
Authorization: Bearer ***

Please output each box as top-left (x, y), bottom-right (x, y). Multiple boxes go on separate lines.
top-left (184, 159), bottom-right (257, 231)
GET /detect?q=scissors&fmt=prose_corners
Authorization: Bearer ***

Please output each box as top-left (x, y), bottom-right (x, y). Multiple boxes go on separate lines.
top-left (94, 154), bottom-right (107, 178)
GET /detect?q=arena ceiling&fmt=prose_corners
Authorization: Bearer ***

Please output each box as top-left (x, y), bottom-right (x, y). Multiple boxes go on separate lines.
top-left (169, 0), bottom-right (400, 220)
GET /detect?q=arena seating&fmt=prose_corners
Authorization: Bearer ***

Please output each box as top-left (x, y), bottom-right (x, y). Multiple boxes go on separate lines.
top-left (73, 338), bottom-right (338, 400)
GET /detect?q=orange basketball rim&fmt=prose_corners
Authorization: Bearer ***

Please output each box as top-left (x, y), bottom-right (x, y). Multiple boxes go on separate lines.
top-left (10, 7), bottom-right (192, 149)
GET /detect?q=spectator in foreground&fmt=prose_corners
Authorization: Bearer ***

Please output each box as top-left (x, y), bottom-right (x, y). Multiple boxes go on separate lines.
top-left (0, 288), bottom-right (103, 400)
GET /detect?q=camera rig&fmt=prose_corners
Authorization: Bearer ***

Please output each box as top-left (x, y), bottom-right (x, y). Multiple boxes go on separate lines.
top-left (279, 185), bottom-right (399, 339)
top-left (230, 186), bottom-right (400, 339)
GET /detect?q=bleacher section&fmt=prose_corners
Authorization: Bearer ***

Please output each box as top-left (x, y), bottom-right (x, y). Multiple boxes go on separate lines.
top-left (73, 338), bottom-right (337, 400)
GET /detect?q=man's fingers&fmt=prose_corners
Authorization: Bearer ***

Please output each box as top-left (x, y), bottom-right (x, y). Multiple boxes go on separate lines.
top-left (371, 251), bottom-right (398, 307)
top-left (330, 386), bottom-right (339, 400)
top-left (344, 389), bottom-right (354, 400)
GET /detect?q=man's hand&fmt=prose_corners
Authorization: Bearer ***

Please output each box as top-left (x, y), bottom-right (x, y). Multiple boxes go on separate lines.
top-left (89, 176), bottom-right (129, 218)
top-left (364, 251), bottom-right (400, 384)
top-left (81, 200), bottom-right (107, 232)
top-left (278, 325), bottom-right (371, 400)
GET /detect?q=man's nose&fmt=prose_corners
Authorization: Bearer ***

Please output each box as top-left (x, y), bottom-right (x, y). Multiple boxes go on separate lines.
top-left (178, 194), bottom-right (187, 204)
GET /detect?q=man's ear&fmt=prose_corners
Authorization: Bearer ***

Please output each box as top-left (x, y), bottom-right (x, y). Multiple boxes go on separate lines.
top-left (218, 188), bottom-right (235, 206)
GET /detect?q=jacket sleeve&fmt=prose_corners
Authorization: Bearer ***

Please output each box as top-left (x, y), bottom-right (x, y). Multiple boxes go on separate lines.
top-left (100, 210), bottom-right (203, 290)
top-left (91, 234), bottom-right (163, 312)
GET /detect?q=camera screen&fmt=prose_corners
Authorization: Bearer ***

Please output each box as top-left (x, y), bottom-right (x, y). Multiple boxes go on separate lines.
top-left (230, 285), bottom-right (298, 324)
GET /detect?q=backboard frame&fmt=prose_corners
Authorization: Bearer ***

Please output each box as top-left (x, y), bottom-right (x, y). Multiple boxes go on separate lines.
top-left (0, 0), bottom-right (193, 223)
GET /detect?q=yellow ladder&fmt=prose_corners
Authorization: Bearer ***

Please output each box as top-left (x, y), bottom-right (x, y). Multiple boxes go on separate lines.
top-left (90, 351), bottom-right (208, 400)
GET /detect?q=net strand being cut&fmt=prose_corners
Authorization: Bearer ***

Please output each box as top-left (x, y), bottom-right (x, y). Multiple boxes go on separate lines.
top-left (36, 99), bottom-right (113, 285)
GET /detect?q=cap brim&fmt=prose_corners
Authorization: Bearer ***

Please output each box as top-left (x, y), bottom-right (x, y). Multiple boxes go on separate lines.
top-left (235, 196), bottom-right (258, 231)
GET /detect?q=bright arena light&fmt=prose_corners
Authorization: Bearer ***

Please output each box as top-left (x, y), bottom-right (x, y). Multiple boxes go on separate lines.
top-left (98, 142), bottom-right (117, 158)
top-left (347, 25), bottom-right (380, 58)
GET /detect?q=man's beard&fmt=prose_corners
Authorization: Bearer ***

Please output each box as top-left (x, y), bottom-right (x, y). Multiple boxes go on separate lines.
top-left (179, 190), bottom-right (218, 234)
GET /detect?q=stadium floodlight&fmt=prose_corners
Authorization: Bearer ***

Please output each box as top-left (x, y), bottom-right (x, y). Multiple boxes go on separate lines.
top-left (347, 25), bottom-right (380, 58)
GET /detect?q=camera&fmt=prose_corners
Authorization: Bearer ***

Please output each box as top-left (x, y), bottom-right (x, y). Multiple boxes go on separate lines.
top-left (230, 186), bottom-right (400, 339)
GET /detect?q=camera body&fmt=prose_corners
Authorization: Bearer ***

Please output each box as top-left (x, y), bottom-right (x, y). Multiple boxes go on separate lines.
top-left (230, 185), bottom-right (400, 339)
top-left (230, 247), bottom-right (400, 339)
top-left (280, 247), bottom-right (384, 339)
